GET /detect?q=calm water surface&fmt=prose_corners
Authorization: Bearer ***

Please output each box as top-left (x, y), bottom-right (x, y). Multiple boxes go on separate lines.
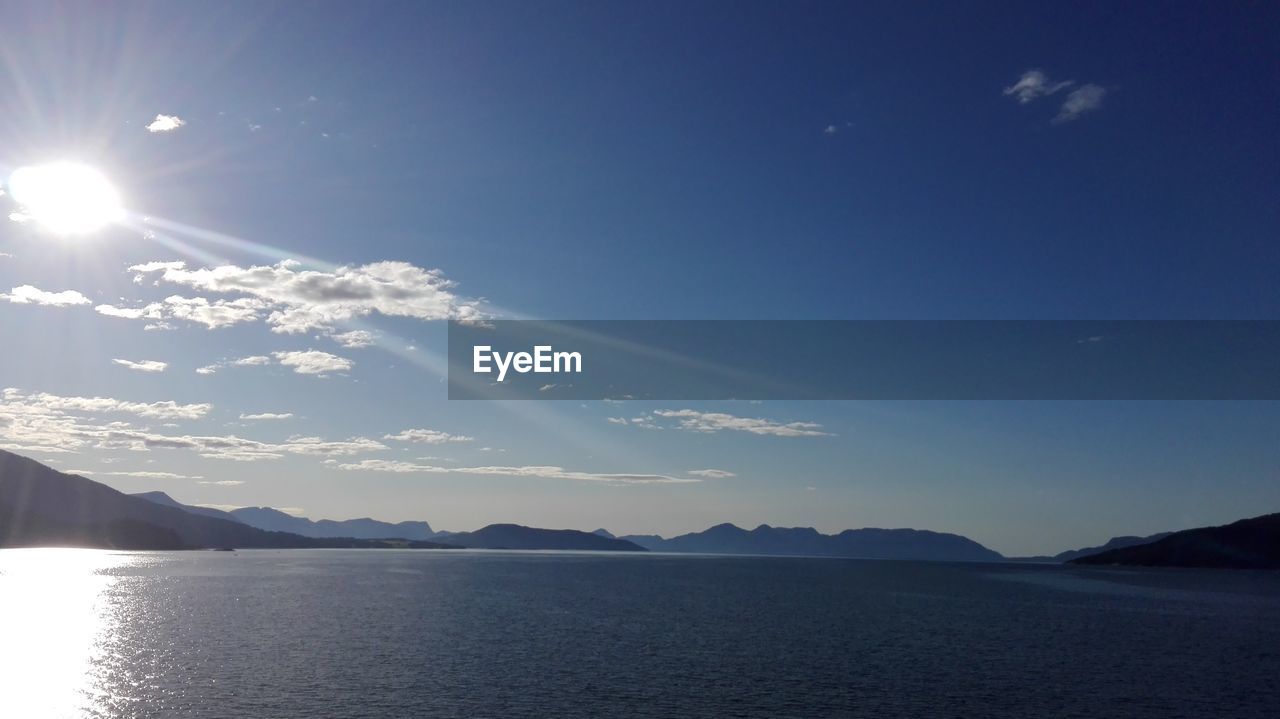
top-left (1, 549), bottom-right (1277, 718)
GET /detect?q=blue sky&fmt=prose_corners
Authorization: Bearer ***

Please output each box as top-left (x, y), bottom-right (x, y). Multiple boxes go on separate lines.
top-left (0, 1), bottom-right (1277, 555)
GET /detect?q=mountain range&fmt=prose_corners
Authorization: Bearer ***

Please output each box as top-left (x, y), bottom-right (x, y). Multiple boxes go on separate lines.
top-left (5, 449), bottom-right (1274, 566)
top-left (0, 450), bottom-right (450, 550)
top-left (1071, 513), bottom-right (1280, 569)
top-left (133, 492), bottom-right (439, 540)
top-left (1007, 532), bottom-right (1174, 563)
top-left (126, 480), bottom-right (1009, 559)
top-left (442, 524), bottom-right (645, 551)
top-left (129, 490), bottom-right (627, 550)
top-left (616, 523), bottom-right (1004, 562)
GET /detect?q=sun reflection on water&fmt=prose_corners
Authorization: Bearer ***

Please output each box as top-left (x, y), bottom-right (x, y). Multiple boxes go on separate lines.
top-left (0, 549), bottom-right (137, 718)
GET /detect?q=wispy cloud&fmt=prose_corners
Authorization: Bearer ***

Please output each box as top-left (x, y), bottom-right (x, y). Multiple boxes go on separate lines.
top-left (125, 259), bottom-right (484, 335)
top-left (196, 355), bottom-right (271, 375)
top-left (686, 469), bottom-right (736, 479)
top-left (145, 114), bottom-right (186, 133)
top-left (272, 350), bottom-right (352, 376)
top-left (1, 389), bottom-right (385, 461)
top-left (328, 459), bottom-right (701, 484)
top-left (1053, 84), bottom-right (1107, 123)
top-left (1003, 70), bottom-right (1073, 104)
top-left (197, 480), bottom-right (245, 486)
top-left (239, 412), bottom-right (293, 421)
top-left (384, 428), bottom-right (474, 444)
top-left (3, 285), bottom-right (91, 306)
top-left (645, 409), bottom-right (832, 437)
top-left (3, 388), bottom-right (211, 420)
top-left (70, 469), bottom-right (202, 480)
top-left (607, 416), bottom-right (661, 430)
top-left (96, 295), bottom-right (266, 329)
top-left (197, 352), bottom-right (351, 377)
top-left (112, 359), bottom-right (169, 373)
top-left (129, 261), bottom-right (186, 273)
top-left (1005, 70), bottom-right (1106, 124)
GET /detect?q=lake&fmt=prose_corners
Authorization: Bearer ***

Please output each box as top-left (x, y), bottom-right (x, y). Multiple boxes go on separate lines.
top-left (1, 549), bottom-right (1277, 718)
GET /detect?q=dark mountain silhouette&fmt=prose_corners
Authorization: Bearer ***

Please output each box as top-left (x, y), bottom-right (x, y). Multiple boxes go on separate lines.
top-left (1009, 532), bottom-right (1174, 563)
top-left (618, 534), bottom-right (665, 548)
top-left (445, 524), bottom-right (646, 551)
top-left (1, 509), bottom-right (189, 550)
top-left (1071, 513), bottom-right (1280, 569)
top-left (0, 450), bottom-right (450, 550)
top-left (132, 491), bottom-right (243, 522)
top-left (227, 506), bottom-right (437, 541)
top-left (591, 528), bottom-right (616, 538)
top-left (620, 523), bottom-right (1003, 562)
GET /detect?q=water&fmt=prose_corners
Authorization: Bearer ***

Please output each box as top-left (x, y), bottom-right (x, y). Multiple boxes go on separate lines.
top-left (2, 549), bottom-right (1278, 718)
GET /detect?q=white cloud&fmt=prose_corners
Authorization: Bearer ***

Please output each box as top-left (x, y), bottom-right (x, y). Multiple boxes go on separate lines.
top-left (112, 359), bottom-right (169, 373)
top-left (328, 459), bottom-right (438, 473)
top-left (3, 388), bottom-right (211, 420)
top-left (384, 428), bottom-right (474, 444)
top-left (95, 295), bottom-right (266, 329)
top-left (1053, 84), bottom-right (1106, 123)
top-left (328, 459), bottom-right (700, 484)
top-left (1, 389), bottom-right (384, 461)
top-left (3, 285), bottom-right (91, 306)
top-left (686, 469), bottom-right (736, 479)
top-left (109, 296), bottom-right (264, 328)
top-left (195, 354), bottom-right (289, 376)
top-left (1003, 70), bottom-right (1073, 104)
top-left (125, 259), bottom-right (485, 334)
top-left (648, 409), bottom-right (831, 437)
top-left (198, 480), bottom-right (245, 486)
top-left (272, 350), bottom-right (352, 376)
top-left (145, 114), bottom-right (186, 133)
top-left (239, 412), bottom-right (293, 420)
top-left (128, 261), bottom-right (186, 273)
top-left (72, 469), bottom-right (203, 480)
top-left (278, 435), bottom-right (386, 457)
top-left (95, 304), bottom-right (147, 319)
top-left (606, 415), bottom-right (661, 430)
top-left (330, 330), bottom-right (376, 348)
top-left (823, 124), bottom-right (838, 135)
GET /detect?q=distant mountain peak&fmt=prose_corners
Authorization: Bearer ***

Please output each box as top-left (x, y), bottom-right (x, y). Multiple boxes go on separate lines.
top-left (0, 451), bottom-right (447, 550)
top-left (133, 490), bottom-right (179, 504)
top-left (624, 521), bottom-right (1002, 561)
top-left (446, 524), bottom-right (645, 552)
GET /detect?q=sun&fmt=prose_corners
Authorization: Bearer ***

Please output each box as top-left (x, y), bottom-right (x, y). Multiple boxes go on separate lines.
top-left (7, 161), bottom-right (125, 236)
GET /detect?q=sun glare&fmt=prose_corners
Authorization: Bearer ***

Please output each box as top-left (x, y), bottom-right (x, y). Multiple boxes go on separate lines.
top-left (7, 162), bottom-right (125, 236)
